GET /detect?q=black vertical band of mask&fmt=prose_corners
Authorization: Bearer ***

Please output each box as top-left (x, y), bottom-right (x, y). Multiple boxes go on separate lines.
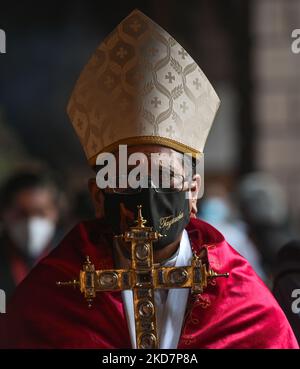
top-left (103, 188), bottom-right (190, 250)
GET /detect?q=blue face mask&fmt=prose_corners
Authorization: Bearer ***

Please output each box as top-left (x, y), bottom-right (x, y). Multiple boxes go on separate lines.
top-left (200, 198), bottom-right (230, 225)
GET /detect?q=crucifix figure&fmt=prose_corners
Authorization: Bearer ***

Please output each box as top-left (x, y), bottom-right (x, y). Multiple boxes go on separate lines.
top-left (57, 205), bottom-right (229, 349)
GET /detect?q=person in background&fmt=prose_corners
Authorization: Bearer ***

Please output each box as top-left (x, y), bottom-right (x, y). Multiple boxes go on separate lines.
top-left (199, 183), bottom-right (266, 282)
top-left (0, 170), bottom-right (60, 299)
top-left (237, 172), bottom-right (299, 275)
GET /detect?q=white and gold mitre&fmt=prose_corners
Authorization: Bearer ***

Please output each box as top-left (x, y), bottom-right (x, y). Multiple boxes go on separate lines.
top-left (67, 9), bottom-right (220, 166)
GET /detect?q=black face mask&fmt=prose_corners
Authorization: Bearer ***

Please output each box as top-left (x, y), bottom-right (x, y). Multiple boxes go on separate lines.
top-left (103, 188), bottom-right (190, 250)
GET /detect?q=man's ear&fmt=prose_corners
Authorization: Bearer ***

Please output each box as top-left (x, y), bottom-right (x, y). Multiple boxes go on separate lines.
top-left (189, 174), bottom-right (201, 217)
top-left (88, 178), bottom-right (104, 219)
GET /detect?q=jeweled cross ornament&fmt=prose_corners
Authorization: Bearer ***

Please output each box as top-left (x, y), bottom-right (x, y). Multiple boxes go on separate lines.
top-left (57, 205), bottom-right (229, 349)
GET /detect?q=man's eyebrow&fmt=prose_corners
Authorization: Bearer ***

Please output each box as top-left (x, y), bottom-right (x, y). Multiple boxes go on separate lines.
top-left (117, 164), bottom-right (143, 171)
top-left (125, 165), bottom-right (177, 175)
top-left (156, 165), bottom-right (180, 176)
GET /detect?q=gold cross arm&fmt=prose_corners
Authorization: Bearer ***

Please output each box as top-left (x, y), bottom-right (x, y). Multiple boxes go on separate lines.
top-left (57, 205), bottom-right (229, 349)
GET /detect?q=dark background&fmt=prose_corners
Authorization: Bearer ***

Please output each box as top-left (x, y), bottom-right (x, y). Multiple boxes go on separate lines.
top-left (0, 1), bottom-right (251, 174)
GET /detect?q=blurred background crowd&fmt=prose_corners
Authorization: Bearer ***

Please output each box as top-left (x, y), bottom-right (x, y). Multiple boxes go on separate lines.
top-left (0, 0), bottom-right (300, 342)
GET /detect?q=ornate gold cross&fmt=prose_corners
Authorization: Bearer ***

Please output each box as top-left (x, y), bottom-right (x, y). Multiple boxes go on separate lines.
top-left (57, 205), bottom-right (229, 349)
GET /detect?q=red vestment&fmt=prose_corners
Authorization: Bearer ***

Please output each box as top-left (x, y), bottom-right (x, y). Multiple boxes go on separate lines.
top-left (0, 218), bottom-right (298, 348)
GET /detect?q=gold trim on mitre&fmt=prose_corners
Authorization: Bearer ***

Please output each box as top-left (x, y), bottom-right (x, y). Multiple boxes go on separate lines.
top-left (88, 135), bottom-right (203, 166)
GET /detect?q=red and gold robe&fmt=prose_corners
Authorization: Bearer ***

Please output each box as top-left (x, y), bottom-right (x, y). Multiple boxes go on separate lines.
top-left (0, 218), bottom-right (298, 348)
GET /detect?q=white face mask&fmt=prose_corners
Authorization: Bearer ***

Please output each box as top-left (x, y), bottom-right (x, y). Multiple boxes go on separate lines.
top-left (7, 216), bottom-right (55, 258)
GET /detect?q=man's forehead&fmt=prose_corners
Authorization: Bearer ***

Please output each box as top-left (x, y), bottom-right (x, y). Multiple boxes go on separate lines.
top-left (113, 144), bottom-right (183, 156)
top-left (112, 145), bottom-right (184, 168)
